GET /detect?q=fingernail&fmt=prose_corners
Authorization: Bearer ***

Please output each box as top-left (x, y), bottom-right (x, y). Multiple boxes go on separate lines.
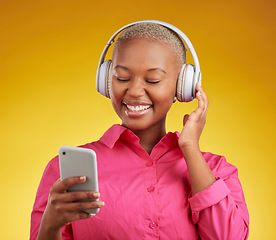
top-left (90, 213), bottom-right (96, 217)
top-left (79, 176), bottom-right (86, 181)
top-left (98, 201), bottom-right (105, 207)
top-left (93, 192), bottom-right (100, 198)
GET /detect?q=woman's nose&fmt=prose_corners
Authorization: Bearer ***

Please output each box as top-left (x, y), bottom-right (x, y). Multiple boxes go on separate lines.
top-left (127, 78), bottom-right (145, 97)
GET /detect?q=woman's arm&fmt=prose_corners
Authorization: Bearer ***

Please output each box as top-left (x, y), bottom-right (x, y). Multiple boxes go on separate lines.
top-left (178, 83), bottom-right (216, 194)
top-left (178, 83), bottom-right (249, 239)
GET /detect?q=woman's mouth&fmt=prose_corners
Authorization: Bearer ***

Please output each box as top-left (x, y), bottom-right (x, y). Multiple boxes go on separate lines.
top-left (125, 104), bottom-right (151, 112)
top-left (123, 102), bottom-right (152, 117)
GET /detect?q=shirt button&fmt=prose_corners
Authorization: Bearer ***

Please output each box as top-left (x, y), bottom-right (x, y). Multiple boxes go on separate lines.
top-left (149, 222), bottom-right (158, 229)
top-left (146, 161), bottom-right (153, 167)
top-left (147, 186), bottom-right (155, 192)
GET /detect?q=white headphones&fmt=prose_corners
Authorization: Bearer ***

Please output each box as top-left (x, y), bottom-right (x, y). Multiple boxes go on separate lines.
top-left (96, 20), bottom-right (201, 102)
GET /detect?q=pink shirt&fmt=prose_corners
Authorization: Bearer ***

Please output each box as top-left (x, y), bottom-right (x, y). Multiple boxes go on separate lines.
top-left (30, 124), bottom-right (249, 239)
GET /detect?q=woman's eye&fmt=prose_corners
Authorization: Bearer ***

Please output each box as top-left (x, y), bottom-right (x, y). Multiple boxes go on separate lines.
top-left (116, 77), bottom-right (130, 82)
top-left (146, 80), bottom-right (160, 84)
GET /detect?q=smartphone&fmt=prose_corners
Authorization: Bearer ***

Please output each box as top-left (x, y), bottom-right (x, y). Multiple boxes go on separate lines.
top-left (59, 146), bottom-right (99, 214)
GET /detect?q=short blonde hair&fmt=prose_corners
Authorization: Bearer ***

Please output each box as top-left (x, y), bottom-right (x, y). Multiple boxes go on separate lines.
top-left (114, 22), bottom-right (187, 66)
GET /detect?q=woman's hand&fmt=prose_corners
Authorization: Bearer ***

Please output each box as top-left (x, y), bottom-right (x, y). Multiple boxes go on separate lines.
top-left (37, 176), bottom-right (104, 240)
top-left (178, 82), bottom-right (208, 151)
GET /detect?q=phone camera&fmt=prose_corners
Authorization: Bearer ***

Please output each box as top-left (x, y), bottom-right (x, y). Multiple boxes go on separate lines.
top-left (62, 152), bottom-right (66, 155)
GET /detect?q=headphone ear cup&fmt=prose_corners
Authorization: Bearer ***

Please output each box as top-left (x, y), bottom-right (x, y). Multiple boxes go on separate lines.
top-left (176, 64), bottom-right (195, 102)
top-left (98, 60), bottom-right (112, 98)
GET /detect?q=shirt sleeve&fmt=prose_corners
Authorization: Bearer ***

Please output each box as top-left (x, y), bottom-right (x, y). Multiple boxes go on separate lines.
top-left (188, 154), bottom-right (249, 240)
top-left (30, 156), bottom-right (73, 240)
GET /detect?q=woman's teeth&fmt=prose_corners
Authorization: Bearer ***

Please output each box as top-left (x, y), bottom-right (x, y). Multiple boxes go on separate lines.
top-left (126, 105), bottom-right (151, 112)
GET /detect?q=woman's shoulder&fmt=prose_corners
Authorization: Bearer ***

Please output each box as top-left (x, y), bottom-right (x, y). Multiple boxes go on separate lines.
top-left (201, 151), bottom-right (239, 177)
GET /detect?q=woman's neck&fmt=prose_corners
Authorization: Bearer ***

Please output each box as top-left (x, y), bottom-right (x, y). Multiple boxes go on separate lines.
top-left (126, 123), bottom-right (166, 155)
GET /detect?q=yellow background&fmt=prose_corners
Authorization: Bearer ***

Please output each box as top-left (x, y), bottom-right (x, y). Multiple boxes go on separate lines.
top-left (1, 0), bottom-right (275, 239)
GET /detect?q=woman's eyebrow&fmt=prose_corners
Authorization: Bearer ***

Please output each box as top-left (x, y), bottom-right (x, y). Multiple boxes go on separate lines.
top-left (147, 68), bottom-right (166, 74)
top-left (114, 65), bottom-right (128, 70)
top-left (114, 65), bottom-right (166, 74)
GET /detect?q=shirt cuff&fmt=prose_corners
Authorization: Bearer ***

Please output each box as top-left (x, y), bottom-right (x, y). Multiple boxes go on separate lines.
top-left (188, 178), bottom-right (230, 224)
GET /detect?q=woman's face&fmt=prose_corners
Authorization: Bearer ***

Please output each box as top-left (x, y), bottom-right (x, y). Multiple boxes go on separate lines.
top-left (110, 38), bottom-right (180, 131)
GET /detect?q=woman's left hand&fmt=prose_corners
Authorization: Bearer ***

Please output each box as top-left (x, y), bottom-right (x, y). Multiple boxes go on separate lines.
top-left (178, 82), bottom-right (208, 151)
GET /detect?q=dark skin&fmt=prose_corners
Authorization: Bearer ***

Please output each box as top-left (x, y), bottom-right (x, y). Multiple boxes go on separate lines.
top-left (37, 37), bottom-right (215, 240)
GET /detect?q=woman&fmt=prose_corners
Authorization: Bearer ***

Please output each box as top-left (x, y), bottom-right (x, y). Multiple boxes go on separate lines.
top-left (31, 21), bottom-right (249, 240)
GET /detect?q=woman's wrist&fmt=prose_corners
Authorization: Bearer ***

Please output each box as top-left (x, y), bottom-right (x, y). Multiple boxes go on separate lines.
top-left (37, 210), bottom-right (62, 240)
top-left (179, 142), bottom-right (200, 157)
top-left (37, 222), bottom-right (62, 240)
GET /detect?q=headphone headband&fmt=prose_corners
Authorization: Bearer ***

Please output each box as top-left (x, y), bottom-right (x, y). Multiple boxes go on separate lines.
top-left (96, 20), bottom-right (201, 100)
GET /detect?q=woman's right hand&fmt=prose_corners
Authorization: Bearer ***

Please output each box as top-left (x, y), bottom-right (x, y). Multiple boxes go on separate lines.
top-left (37, 176), bottom-right (104, 239)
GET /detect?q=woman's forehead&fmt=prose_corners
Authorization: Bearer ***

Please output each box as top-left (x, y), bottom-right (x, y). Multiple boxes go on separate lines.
top-left (112, 38), bottom-right (181, 72)
top-left (113, 38), bottom-right (180, 62)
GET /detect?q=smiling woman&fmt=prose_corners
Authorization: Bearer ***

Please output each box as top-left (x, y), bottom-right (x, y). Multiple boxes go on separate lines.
top-left (31, 21), bottom-right (249, 240)
top-left (110, 37), bottom-right (179, 136)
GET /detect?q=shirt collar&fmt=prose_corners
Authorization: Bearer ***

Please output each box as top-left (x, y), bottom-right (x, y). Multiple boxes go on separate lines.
top-left (99, 124), bottom-right (180, 151)
top-left (99, 124), bottom-right (135, 149)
